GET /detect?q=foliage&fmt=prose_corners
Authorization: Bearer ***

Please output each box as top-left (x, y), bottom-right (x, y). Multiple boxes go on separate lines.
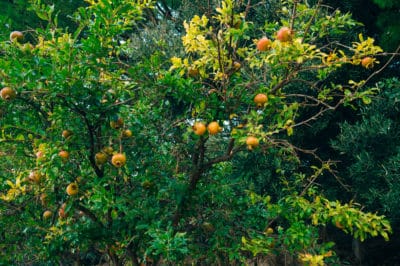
top-left (241, 164), bottom-right (391, 264)
top-left (0, 0), bottom-right (395, 264)
top-left (0, 0), bottom-right (86, 42)
top-left (370, 0), bottom-right (400, 52)
top-left (372, 0), bottom-right (399, 8)
top-left (324, 0), bottom-right (400, 52)
top-left (331, 78), bottom-right (400, 223)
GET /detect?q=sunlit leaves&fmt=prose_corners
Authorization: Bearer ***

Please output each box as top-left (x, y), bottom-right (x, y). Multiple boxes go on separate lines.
top-left (0, 175), bottom-right (26, 201)
top-left (243, 186), bottom-right (392, 263)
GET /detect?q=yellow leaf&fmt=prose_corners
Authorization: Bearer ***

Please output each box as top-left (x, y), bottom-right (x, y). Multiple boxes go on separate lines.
top-left (312, 213), bottom-right (319, 225)
top-left (6, 180), bottom-right (15, 188)
top-left (287, 127), bottom-right (293, 136)
top-left (381, 231), bottom-right (389, 241)
top-left (170, 57), bottom-right (182, 68)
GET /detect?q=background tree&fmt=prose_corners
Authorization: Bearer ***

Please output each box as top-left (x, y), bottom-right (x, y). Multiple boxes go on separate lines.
top-left (324, 0), bottom-right (400, 52)
top-left (298, 0), bottom-right (400, 263)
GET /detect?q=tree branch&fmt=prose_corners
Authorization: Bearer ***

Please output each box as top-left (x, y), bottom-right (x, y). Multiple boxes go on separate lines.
top-left (203, 138), bottom-right (238, 168)
top-left (362, 44), bottom-right (400, 88)
top-left (290, 0), bottom-right (299, 30)
top-left (301, 0), bottom-right (322, 42)
top-left (76, 204), bottom-right (104, 228)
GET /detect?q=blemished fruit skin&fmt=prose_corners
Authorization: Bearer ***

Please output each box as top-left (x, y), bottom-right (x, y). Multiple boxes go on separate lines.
top-left (59, 150), bottom-right (70, 161)
top-left (62, 130), bottom-right (73, 139)
top-left (201, 222), bottom-right (215, 232)
top-left (188, 67), bottom-right (199, 78)
top-left (233, 61), bottom-right (241, 70)
top-left (36, 151), bottom-right (44, 159)
top-left (276, 27), bottom-right (293, 42)
top-left (43, 210), bottom-right (52, 220)
top-left (102, 146), bottom-right (114, 155)
top-left (265, 227), bottom-right (274, 234)
top-left (254, 93), bottom-right (268, 107)
top-left (361, 57), bottom-right (374, 69)
top-left (141, 180), bottom-right (153, 189)
top-left (40, 193), bottom-right (47, 206)
top-left (193, 122), bottom-right (207, 136)
top-left (110, 118), bottom-right (124, 129)
top-left (122, 129), bottom-right (133, 138)
top-left (256, 37), bottom-right (271, 51)
top-left (95, 152), bottom-right (108, 165)
top-left (29, 171), bottom-right (42, 183)
top-left (21, 43), bottom-right (34, 52)
top-left (59, 203), bottom-right (67, 219)
top-left (335, 221), bottom-right (344, 229)
top-left (66, 183), bottom-right (79, 196)
top-left (111, 153), bottom-right (126, 167)
top-left (0, 87), bottom-right (16, 100)
top-left (10, 31), bottom-right (23, 42)
top-left (246, 136), bottom-right (259, 150)
top-left (207, 121), bottom-right (221, 135)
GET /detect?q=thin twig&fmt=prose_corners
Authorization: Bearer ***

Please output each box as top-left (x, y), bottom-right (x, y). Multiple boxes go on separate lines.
top-left (290, 0), bottom-right (299, 30)
top-left (301, 0), bottom-right (322, 42)
top-left (362, 44), bottom-right (400, 88)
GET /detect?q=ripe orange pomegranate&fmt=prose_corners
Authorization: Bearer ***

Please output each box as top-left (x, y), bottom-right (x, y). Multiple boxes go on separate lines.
top-left (246, 136), bottom-right (259, 150)
top-left (276, 27), bottom-right (293, 42)
top-left (111, 153), bottom-right (126, 167)
top-left (66, 183), bottom-right (79, 196)
top-left (59, 150), bottom-right (70, 162)
top-left (10, 31), bottom-right (23, 42)
top-left (193, 122), bottom-right (207, 136)
top-left (122, 129), bottom-right (133, 138)
top-left (43, 210), bottom-right (52, 220)
top-left (29, 171), bottom-right (42, 183)
top-left (256, 37), bottom-right (271, 51)
top-left (62, 130), bottom-right (73, 139)
top-left (254, 93), bottom-right (268, 107)
top-left (207, 121), bottom-right (221, 135)
top-left (0, 87), bottom-right (16, 100)
top-left (361, 57), bottom-right (374, 69)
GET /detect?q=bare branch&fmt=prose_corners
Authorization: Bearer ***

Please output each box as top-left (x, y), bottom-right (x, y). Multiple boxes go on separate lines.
top-left (301, 0), bottom-right (322, 42)
top-left (203, 138), bottom-right (240, 168)
top-left (290, 0), bottom-right (299, 30)
top-left (362, 44), bottom-right (400, 88)
top-left (76, 204), bottom-right (104, 228)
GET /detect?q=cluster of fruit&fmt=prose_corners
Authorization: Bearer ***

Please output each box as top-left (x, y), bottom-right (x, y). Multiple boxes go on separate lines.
top-left (0, 32), bottom-right (25, 101)
top-left (256, 27), bottom-right (375, 69)
top-left (36, 119), bottom-right (132, 220)
top-left (192, 121), bottom-right (222, 136)
top-left (191, 93), bottom-right (268, 151)
top-left (256, 26), bottom-right (293, 52)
